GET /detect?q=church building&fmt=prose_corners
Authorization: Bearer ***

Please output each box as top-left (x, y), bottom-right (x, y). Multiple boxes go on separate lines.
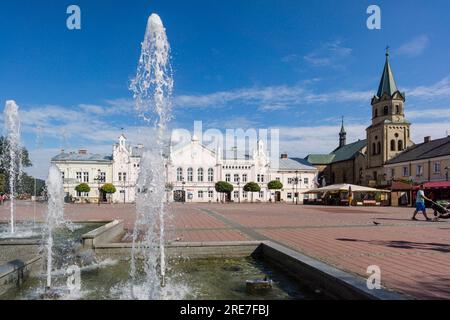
top-left (306, 49), bottom-right (414, 187)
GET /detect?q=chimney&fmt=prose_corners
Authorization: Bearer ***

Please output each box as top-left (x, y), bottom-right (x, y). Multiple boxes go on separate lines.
top-left (280, 153), bottom-right (288, 159)
top-left (78, 149), bottom-right (87, 155)
top-left (424, 136), bottom-right (432, 143)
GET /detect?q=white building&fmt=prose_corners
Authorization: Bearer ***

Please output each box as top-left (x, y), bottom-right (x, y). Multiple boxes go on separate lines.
top-left (167, 135), bottom-right (318, 203)
top-left (52, 134), bottom-right (318, 203)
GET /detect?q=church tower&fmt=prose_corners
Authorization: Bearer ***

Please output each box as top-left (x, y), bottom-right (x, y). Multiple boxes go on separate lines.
top-left (366, 48), bottom-right (413, 185)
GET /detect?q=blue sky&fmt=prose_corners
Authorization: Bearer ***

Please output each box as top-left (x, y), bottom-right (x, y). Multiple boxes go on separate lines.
top-left (1, 0), bottom-right (450, 178)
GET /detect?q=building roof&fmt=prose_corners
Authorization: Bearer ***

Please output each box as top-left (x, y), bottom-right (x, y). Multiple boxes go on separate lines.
top-left (331, 139), bottom-right (367, 163)
top-left (377, 50), bottom-right (400, 98)
top-left (305, 139), bottom-right (367, 165)
top-left (51, 152), bottom-right (113, 162)
top-left (274, 158), bottom-right (317, 171)
top-left (305, 154), bottom-right (335, 165)
top-left (387, 136), bottom-right (450, 165)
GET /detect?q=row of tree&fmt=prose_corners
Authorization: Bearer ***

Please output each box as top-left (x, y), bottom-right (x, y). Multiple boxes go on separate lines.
top-left (215, 180), bottom-right (283, 202)
top-left (75, 183), bottom-right (117, 203)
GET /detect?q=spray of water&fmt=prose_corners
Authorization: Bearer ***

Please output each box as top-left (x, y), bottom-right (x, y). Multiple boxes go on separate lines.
top-left (3, 100), bottom-right (22, 234)
top-left (44, 165), bottom-right (67, 289)
top-left (129, 13), bottom-right (173, 299)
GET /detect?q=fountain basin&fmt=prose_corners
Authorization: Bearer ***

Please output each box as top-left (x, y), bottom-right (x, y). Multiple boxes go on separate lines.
top-left (1, 237), bottom-right (406, 300)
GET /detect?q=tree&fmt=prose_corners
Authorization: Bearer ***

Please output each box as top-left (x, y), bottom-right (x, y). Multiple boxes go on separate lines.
top-left (0, 136), bottom-right (33, 195)
top-left (75, 183), bottom-right (91, 203)
top-left (243, 182), bottom-right (261, 203)
top-left (267, 180), bottom-right (283, 202)
top-left (215, 181), bottom-right (234, 203)
top-left (101, 183), bottom-right (117, 203)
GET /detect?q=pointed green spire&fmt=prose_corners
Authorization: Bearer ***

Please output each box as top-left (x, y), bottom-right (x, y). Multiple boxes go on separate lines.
top-left (376, 47), bottom-right (399, 97)
top-left (340, 116), bottom-right (346, 134)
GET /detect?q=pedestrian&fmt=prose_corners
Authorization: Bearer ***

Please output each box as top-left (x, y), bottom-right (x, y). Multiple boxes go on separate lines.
top-left (412, 184), bottom-right (432, 221)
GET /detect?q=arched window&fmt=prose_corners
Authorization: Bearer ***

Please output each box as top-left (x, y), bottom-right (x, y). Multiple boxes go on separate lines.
top-left (377, 142), bottom-right (381, 155)
top-left (372, 143), bottom-right (376, 155)
top-left (396, 105), bottom-right (400, 114)
top-left (374, 109), bottom-right (378, 118)
top-left (398, 140), bottom-right (403, 151)
top-left (208, 168), bottom-right (214, 182)
top-left (187, 168), bottom-right (193, 182)
top-left (198, 168), bottom-right (204, 182)
top-left (177, 168), bottom-right (183, 182)
top-left (383, 106), bottom-right (389, 116)
top-left (391, 140), bottom-right (396, 151)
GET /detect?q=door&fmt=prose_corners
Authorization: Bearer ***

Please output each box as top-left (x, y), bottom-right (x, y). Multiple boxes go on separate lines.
top-left (173, 190), bottom-right (186, 202)
top-left (275, 191), bottom-right (281, 202)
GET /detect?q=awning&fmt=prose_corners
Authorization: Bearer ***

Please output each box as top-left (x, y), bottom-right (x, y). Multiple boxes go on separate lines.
top-left (391, 181), bottom-right (414, 191)
top-left (304, 183), bottom-right (391, 194)
top-left (414, 181), bottom-right (450, 190)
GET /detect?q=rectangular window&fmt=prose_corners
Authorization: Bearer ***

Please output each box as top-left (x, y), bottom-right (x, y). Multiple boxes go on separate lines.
top-left (100, 172), bottom-right (106, 182)
top-left (434, 162), bottom-right (441, 174)
top-left (225, 174), bottom-right (231, 182)
top-left (242, 174), bottom-right (248, 183)
top-left (391, 168), bottom-right (395, 178)
top-left (304, 178), bottom-right (309, 185)
top-left (208, 191), bottom-right (214, 198)
top-left (287, 193), bottom-right (292, 199)
top-left (417, 165), bottom-right (424, 177)
top-left (234, 174), bottom-right (240, 183)
top-left (83, 172), bottom-right (89, 183)
top-left (403, 167), bottom-right (409, 177)
top-left (198, 191), bottom-right (203, 198)
top-left (61, 172), bottom-right (65, 180)
top-left (259, 191), bottom-right (264, 198)
top-left (234, 191), bottom-right (239, 199)
top-left (123, 173), bottom-right (127, 182)
top-left (276, 177), bottom-right (280, 181)
top-left (288, 178), bottom-right (293, 184)
top-left (76, 172), bottom-right (82, 182)
top-left (243, 192), bottom-right (248, 199)
top-left (118, 173), bottom-right (122, 181)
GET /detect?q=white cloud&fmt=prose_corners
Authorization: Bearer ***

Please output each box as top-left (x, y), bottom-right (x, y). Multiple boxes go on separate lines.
top-left (396, 35), bottom-right (430, 57)
top-left (303, 40), bottom-right (352, 67)
top-left (407, 77), bottom-right (450, 99)
top-left (408, 107), bottom-right (450, 120)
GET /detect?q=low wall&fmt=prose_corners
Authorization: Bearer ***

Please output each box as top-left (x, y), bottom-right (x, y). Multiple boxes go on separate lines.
top-left (257, 241), bottom-right (406, 300)
top-left (0, 257), bottom-right (41, 296)
top-left (93, 241), bottom-right (261, 260)
top-left (82, 220), bottom-right (124, 249)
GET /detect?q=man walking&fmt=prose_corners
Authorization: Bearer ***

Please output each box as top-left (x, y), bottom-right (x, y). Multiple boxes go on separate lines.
top-left (412, 184), bottom-right (432, 221)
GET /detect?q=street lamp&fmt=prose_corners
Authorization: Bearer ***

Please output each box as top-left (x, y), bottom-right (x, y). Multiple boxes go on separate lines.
top-left (237, 177), bottom-right (241, 204)
top-left (94, 169), bottom-right (102, 207)
top-left (181, 177), bottom-right (186, 204)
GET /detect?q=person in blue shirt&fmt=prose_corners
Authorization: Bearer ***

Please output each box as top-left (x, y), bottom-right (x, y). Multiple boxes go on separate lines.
top-left (412, 184), bottom-right (432, 221)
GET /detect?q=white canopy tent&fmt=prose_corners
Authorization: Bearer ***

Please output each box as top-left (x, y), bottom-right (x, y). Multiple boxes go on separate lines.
top-left (303, 184), bottom-right (391, 194)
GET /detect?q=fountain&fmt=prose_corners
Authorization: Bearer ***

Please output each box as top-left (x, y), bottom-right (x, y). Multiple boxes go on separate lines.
top-left (43, 165), bottom-right (69, 294)
top-left (129, 13), bottom-right (173, 300)
top-left (3, 100), bottom-right (22, 235)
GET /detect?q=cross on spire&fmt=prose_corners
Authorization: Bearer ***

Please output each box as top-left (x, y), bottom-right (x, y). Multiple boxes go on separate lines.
top-left (385, 45), bottom-right (390, 57)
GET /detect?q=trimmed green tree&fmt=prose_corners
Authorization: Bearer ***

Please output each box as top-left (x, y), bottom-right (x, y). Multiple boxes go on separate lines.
top-left (215, 181), bottom-right (234, 203)
top-left (268, 180), bottom-right (283, 202)
top-left (75, 183), bottom-right (91, 203)
top-left (243, 182), bottom-right (261, 203)
top-left (101, 183), bottom-right (117, 203)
